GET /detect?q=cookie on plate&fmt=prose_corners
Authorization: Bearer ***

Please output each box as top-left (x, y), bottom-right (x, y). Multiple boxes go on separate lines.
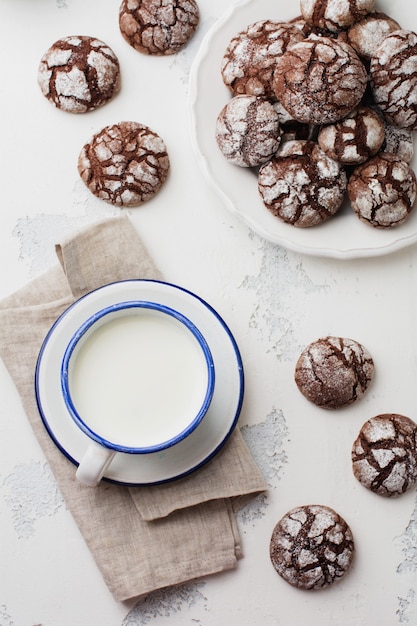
top-left (370, 30), bottom-right (417, 130)
top-left (37, 36), bottom-right (121, 113)
top-left (300, 0), bottom-right (375, 32)
top-left (270, 504), bottom-right (355, 590)
top-left (258, 140), bottom-right (347, 228)
top-left (347, 11), bottom-right (401, 61)
top-left (215, 95), bottom-right (281, 167)
top-left (119, 0), bottom-right (199, 55)
top-left (317, 106), bottom-right (385, 164)
top-left (221, 20), bottom-right (304, 100)
top-left (352, 414), bottom-right (417, 497)
top-left (348, 153), bottom-right (417, 228)
top-left (294, 336), bottom-right (374, 409)
top-left (273, 36), bottom-right (367, 124)
top-left (78, 121), bottom-right (170, 207)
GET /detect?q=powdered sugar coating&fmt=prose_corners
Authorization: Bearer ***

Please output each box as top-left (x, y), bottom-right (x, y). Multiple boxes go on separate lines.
top-left (294, 336), bottom-right (374, 409)
top-left (78, 121), bottom-right (170, 207)
top-left (348, 153), bottom-right (417, 228)
top-left (119, 0), bottom-right (199, 56)
top-left (352, 414), bottom-right (417, 497)
top-left (347, 12), bottom-right (401, 60)
top-left (318, 106), bottom-right (385, 164)
top-left (221, 20), bottom-right (304, 100)
top-left (273, 36), bottom-right (367, 124)
top-left (383, 122), bottom-right (414, 163)
top-left (270, 504), bottom-right (354, 590)
top-left (215, 95), bottom-right (281, 167)
top-left (300, 0), bottom-right (375, 32)
top-left (370, 30), bottom-right (417, 130)
top-left (37, 36), bottom-right (121, 113)
top-left (258, 140), bottom-right (347, 228)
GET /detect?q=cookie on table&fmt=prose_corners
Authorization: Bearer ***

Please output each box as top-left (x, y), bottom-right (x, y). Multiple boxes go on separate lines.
top-left (119, 0), bottom-right (199, 56)
top-left (272, 36), bottom-right (367, 124)
top-left (317, 106), bottom-right (385, 164)
top-left (221, 20), bottom-right (304, 100)
top-left (300, 0), bottom-right (375, 32)
top-left (347, 12), bottom-right (401, 61)
top-left (37, 36), bottom-right (121, 113)
top-left (348, 153), bottom-right (417, 228)
top-left (215, 95), bottom-right (281, 167)
top-left (352, 414), bottom-right (417, 497)
top-left (78, 121), bottom-right (170, 207)
top-left (270, 504), bottom-right (355, 590)
top-left (258, 140), bottom-right (347, 228)
top-left (294, 336), bottom-right (374, 409)
top-left (370, 30), bottom-right (417, 130)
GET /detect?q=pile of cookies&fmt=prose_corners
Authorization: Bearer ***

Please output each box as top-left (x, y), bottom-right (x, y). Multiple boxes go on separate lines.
top-left (37, 0), bottom-right (200, 207)
top-left (269, 334), bottom-right (417, 590)
top-left (216, 0), bottom-right (417, 229)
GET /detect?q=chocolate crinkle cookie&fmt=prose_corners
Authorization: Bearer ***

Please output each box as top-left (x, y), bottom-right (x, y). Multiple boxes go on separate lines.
top-left (78, 121), bottom-right (170, 207)
top-left (317, 106), bottom-right (385, 164)
top-left (348, 153), bottom-right (417, 228)
top-left (272, 36), bottom-right (367, 124)
top-left (221, 20), bottom-right (304, 100)
top-left (300, 0), bottom-right (375, 33)
top-left (294, 336), bottom-right (374, 409)
top-left (258, 140), bottom-right (347, 228)
top-left (270, 504), bottom-right (355, 590)
top-left (37, 36), bottom-right (121, 113)
top-left (347, 12), bottom-right (401, 61)
top-left (119, 0), bottom-right (199, 56)
top-left (215, 95), bottom-right (281, 167)
top-left (352, 414), bottom-right (417, 497)
top-left (370, 30), bottom-right (417, 130)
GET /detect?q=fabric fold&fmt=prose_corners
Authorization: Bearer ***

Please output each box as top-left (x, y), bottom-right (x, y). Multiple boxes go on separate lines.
top-left (0, 216), bottom-right (266, 601)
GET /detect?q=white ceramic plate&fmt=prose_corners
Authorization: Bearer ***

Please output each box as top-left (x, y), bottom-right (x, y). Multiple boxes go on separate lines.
top-left (35, 280), bottom-right (244, 486)
top-left (189, 0), bottom-right (417, 259)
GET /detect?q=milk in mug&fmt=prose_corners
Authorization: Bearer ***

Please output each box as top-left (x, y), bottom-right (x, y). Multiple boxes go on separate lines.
top-left (68, 310), bottom-right (211, 448)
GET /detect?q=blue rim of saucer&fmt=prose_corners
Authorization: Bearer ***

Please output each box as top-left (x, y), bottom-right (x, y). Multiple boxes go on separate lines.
top-left (60, 300), bottom-right (215, 454)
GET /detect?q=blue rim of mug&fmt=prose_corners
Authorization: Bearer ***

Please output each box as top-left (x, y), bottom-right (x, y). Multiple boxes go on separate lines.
top-left (60, 300), bottom-right (215, 454)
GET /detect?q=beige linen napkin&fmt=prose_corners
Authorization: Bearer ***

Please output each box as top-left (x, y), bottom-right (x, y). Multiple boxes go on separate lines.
top-left (0, 216), bottom-right (266, 602)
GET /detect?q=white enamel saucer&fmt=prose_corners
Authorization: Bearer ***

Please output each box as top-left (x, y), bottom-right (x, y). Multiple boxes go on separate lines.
top-left (35, 280), bottom-right (244, 486)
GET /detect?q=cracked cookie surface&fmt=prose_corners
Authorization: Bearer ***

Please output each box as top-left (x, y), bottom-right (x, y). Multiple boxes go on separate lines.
top-left (272, 36), bottom-right (367, 124)
top-left (78, 121), bottom-right (170, 207)
top-left (258, 140), bottom-right (347, 228)
top-left (37, 36), bottom-right (121, 113)
top-left (270, 504), bottom-right (354, 590)
top-left (119, 0), bottom-right (199, 55)
top-left (352, 414), bottom-right (417, 497)
top-left (300, 0), bottom-right (375, 32)
top-left (348, 153), bottom-right (417, 228)
top-left (294, 336), bottom-right (374, 409)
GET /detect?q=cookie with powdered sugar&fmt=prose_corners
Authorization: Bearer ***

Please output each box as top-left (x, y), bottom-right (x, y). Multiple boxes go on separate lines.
top-left (215, 95), bottom-right (281, 167)
top-left (347, 11), bottom-right (401, 61)
top-left (294, 336), bottom-right (374, 409)
top-left (37, 35), bottom-right (121, 113)
top-left (352, 414), bottom-right (417, 497)
top-left (258, 140), bottom-right (347, 228)
top-left (317, 106), bottom-right (385, 164)
top-left (273, 36), bottom-right (367, 124)
top-left (78, 121), bottom-right (170, 207)
top-left (119, 0), bottom-right (199, 56)
top-left (370, 30), bottom-right (417, 130)
top-left (270, 504), bottom-right (355, 590)
top-left (348, 153), bottom-right (417, 228)
top-left (300, 0), bottom-right (375, 32)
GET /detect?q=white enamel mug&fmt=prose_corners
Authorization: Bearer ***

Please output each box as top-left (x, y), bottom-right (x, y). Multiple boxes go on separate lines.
top-left (61, 301), bottom-right (215, 486)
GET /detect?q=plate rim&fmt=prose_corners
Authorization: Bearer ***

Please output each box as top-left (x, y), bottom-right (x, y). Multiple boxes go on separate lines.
top-left (35, 279), bottom-right (244, 486)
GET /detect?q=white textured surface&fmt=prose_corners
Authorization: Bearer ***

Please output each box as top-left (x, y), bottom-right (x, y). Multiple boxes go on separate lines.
top-left (1, 0), bottom-right (417, 624)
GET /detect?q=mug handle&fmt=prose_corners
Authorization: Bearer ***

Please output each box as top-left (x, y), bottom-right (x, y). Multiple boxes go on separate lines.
top-left (76, 441), bottom-right (116, 486)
